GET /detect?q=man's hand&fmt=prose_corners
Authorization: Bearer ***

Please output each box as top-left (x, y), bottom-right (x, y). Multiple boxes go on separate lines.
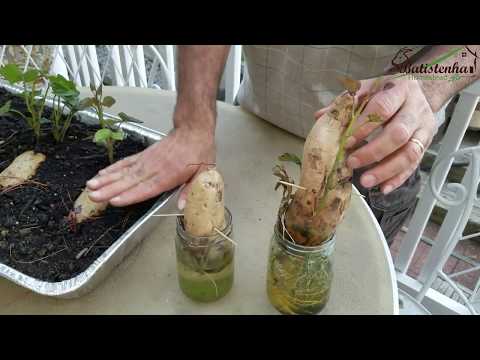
top-left (315, 76), bottom-right (437, 195)
top-left (86, 126), bottom-right (215, 208)
top-left (86, 45), bottom-right (231, 210)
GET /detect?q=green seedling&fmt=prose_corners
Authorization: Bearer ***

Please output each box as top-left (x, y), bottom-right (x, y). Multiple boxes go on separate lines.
top-left (82, 83), bottom-right (116, 128)
top-left (93, 112), bottom-right (143, 164)
top-left (86, 83), bottom-right (143, 163)
top-left (48, 74), bottom-right (90, 142)
top-left (93, 127), bottom-right (125, 164)
top-left (0, 63), bottom-right (51, 142)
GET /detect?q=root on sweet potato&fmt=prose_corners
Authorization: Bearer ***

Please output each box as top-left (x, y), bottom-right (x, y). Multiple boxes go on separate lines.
top-left (0, 150), bottom-right (46, 188)
top-left (183, 168), bottom-right (225, 237)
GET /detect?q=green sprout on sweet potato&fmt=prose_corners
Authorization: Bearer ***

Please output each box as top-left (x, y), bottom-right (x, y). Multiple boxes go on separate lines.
top-left (93, 127), bottom-right (124, 164)
top-left (93, 112), bottom-right (143, 164)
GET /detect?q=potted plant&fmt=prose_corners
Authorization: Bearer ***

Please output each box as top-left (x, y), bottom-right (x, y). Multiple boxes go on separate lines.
top-left (0, 63), bottom-right (170, 293)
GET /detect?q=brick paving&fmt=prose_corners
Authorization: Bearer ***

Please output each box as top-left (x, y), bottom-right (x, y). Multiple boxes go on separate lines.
top-left (390, 219), bottom-right (480, 292)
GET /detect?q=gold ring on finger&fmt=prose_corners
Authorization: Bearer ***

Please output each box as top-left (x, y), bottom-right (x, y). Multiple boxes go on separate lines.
top-left (409, 138), bottom-right (425, 153)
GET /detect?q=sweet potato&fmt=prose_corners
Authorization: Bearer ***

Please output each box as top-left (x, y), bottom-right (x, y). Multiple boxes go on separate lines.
top-left (0, 150), bottom-right (46, 188)
top-left (284, 94), bottom-right (354, 246)
top-left (73, 188), bottom-right (109, 224)
top-left (183, 168), bottom-right (225, 237)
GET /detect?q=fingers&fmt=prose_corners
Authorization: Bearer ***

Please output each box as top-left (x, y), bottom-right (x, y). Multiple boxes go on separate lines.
top-left (349, 80), bottom-right (408, 147)
top-left (380, 168), bottom-right (417, 195)
top-left (358, 80), bottom-right (407, 123)
top-left (357, 128), bottom-right (428, 189)
top-left (347, 104), bottom-right (419, 170)
top-left (87, 168), bottom-right (127, 190)
top-left (355, 121), bottom-right (432, 193)
top-left (378, 127), bottom-right (432, 194)
top-left (109, 174), bottom-right (170, 207)
top-left (98, 153), bottom-right (140, 176)
top-left (88, 161), bottom-right (151, 202)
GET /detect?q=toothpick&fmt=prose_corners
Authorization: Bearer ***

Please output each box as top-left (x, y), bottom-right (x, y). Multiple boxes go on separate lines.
top-left (277, 180), bottom-right (307, 190)
top-left (152, 213), bottom-right (184, 217)
top-left (214, 227), bottom-right (238, 246)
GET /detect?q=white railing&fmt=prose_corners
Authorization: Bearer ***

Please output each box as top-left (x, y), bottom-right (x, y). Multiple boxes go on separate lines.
top-left (395, 80), bottom-right (480, 315)
top-left (0, 45), bottom-right (243, 105)
top-left (0, 45), bottom-right (176, 91)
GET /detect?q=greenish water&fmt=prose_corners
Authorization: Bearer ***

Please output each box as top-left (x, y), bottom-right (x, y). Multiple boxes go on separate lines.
top-left (266, 247), bottom-right (332, 315)
top-left (177, 259), bottom-right (234, 302)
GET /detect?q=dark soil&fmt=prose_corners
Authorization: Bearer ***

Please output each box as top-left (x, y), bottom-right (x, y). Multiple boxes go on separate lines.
top-left (0, 88), bottom-right (157, 282)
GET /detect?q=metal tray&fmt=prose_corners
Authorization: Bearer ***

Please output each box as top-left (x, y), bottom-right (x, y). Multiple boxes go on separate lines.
top-left (0, 82), bottom-right (179, 298)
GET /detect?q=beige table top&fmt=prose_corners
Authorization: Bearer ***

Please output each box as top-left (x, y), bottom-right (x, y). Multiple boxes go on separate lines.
top-left (0, 87), bottom-right (398, 315)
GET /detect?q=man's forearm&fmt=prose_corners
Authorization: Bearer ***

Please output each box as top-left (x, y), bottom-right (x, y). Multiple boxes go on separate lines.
top-left (414, 45), bottom-right (480, 112)
top-left (174, 45), bottom-right (231, 134)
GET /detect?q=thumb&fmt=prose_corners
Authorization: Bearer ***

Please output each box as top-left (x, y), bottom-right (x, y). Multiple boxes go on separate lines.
top-left (177, 182), bottom-right (191, 210)
top-left (177, 163), bottom-right (215, 210)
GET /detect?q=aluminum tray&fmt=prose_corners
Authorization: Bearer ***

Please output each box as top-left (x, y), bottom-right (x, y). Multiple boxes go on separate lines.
top-left (0, 82), bottom-right (179, 298)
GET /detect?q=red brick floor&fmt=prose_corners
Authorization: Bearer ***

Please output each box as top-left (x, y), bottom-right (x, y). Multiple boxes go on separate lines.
top-left (390, 218), bottom-right (480, 291)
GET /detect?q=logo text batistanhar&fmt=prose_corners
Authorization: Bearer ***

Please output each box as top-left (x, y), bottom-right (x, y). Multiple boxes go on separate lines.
top-left (399, 62), bottom-right (476, 75)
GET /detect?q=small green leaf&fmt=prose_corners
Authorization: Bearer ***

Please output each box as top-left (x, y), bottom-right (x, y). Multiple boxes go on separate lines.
top-left (89, 83), bottom-right (96, 92)
top-left (94, 128), bottom-right (112, 144)
top-left (0, 101), bottom-right (11, 115)
top-left (367, 113), bottom-right (383, 123)
top-left (0, 64), bottom-right (23, 84)
top-left (23, 69), bottom-right (41, 83)
top-left (78, 98), bottom-right (94, 110)
top-left (49, 74), bottom-right (79, 100)
top-left (117, 112), bottom-right (143, 124)
top-left (104, 119), bottom-right (116, 128)
top-left (102, 96), bottom-right (116, 107)
top-left (97, 84), bottom-right (103, 96)
top-left (111, 130), bottom-right (124, 141)
top-left (278, 153), bottom-right (302, 167)
top-left (338, 76), bottom-right (361, 95)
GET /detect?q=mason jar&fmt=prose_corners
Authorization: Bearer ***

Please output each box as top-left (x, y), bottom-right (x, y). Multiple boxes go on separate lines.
top-left (266, 222), bottom-right (335, 315)
top-left (175, 207), bottom-right (234, 302)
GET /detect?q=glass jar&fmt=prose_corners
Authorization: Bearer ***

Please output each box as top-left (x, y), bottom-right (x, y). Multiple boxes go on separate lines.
top-left (175, 207), bottom-right (234, 302)
top-left (266, 222), bottom-right (335, 315)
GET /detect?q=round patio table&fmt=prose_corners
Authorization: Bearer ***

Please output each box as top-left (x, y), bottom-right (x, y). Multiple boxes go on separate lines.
top-left (0, 87), bottom-right (399, 315)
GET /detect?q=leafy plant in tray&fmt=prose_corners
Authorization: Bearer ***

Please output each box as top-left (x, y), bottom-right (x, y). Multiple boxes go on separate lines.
top-left (0, 63), bottom-right (50, 143)
top-left (0, 76), bottom-right (158, 285)
top-left (48, 74), bottom-right (90, 143)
